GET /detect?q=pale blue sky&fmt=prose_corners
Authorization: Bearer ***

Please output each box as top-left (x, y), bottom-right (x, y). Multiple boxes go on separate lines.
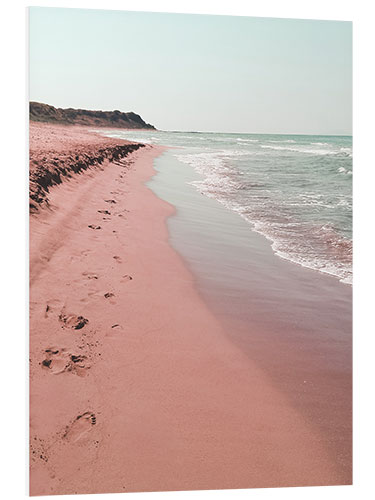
top-left (29, 8), bottom-right (352, 135)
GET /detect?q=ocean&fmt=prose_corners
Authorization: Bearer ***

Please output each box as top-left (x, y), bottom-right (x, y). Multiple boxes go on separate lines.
top-left (101, 130), bottom-right (352, 284)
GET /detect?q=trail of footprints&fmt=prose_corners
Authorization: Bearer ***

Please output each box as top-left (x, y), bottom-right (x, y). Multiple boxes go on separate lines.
top-left (38, 185), bottom-right (134, 451)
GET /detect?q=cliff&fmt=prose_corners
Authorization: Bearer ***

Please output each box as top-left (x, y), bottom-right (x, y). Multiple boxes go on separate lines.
top-left (29, 102), bottom-right (156, 129)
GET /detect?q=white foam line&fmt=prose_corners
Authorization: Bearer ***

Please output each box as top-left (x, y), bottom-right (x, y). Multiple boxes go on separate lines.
top-left (174, 150), bottom-right (352, 285)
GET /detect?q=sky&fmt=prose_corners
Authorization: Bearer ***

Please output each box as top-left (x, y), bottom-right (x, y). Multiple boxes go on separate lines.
top-left (29, 8), bottom-right (352, 135)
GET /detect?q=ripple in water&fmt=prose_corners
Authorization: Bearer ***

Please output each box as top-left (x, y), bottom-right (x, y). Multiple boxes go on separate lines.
top-left (100, 129), bottom-right (353, 284)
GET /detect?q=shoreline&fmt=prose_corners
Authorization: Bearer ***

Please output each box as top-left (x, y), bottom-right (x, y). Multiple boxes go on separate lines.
top-left (148, 148), bottom-right (351, 479)
top-left (30, 124), bottom-right (349, 495)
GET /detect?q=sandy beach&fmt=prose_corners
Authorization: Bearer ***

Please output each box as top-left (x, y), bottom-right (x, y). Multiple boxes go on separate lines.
top-left (30, 123), bottom-right (350, 495)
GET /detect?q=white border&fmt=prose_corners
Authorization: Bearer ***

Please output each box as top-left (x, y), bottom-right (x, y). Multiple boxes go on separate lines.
top-left (1, 1), bottom-right (374, 499)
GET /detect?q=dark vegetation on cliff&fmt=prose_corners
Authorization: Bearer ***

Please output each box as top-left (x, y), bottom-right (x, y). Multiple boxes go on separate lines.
top-left (30, 102), bottom-right (156, 130)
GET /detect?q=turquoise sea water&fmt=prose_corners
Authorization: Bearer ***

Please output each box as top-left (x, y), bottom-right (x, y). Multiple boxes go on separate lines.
top-left (102, 130), bottom-right (352, 284)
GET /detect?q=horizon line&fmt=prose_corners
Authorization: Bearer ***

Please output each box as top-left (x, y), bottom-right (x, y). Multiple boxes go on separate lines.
top-left (161, 129), bottom-right (352, 137)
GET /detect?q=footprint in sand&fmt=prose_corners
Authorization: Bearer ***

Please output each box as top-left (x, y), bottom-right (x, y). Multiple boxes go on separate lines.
top-left (113, 256), bottom-right (122, 264)
top-left (42, 348), bottom-right (67, 374)
top-left (59, 312), bottom-right (89, 330)
top-left (68, 354), bottom-right (89, 376)
top-left (104, 292), bottom-right (115, 299)
top-left (63, 412), bottom-right (96, 443)
top-left (82, 271), bottom-right (98, 280)
top-left (121, 275), bottom-right (133, 283)
top-left (98, 210), bottom-right (111, 215)
top-left (88, 225), bottom-right (101, 230)
top-left (104, 199), bottom-right (117, 204)
top-left (114, 209), bottom-right (129, 216)
top-left (42, 348), bottom-right (89, 376)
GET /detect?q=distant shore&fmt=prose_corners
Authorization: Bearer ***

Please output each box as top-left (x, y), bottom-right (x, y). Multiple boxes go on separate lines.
top-left (30, 122), bottom-right (350, 495)
top-left (29, 101), bottom-right (156, 129)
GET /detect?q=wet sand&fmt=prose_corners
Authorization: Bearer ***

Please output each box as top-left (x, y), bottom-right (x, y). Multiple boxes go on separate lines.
top-left (148, 149), bottom-right (352, 481)
top-left (30, 124), bottom-right (349, 495)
